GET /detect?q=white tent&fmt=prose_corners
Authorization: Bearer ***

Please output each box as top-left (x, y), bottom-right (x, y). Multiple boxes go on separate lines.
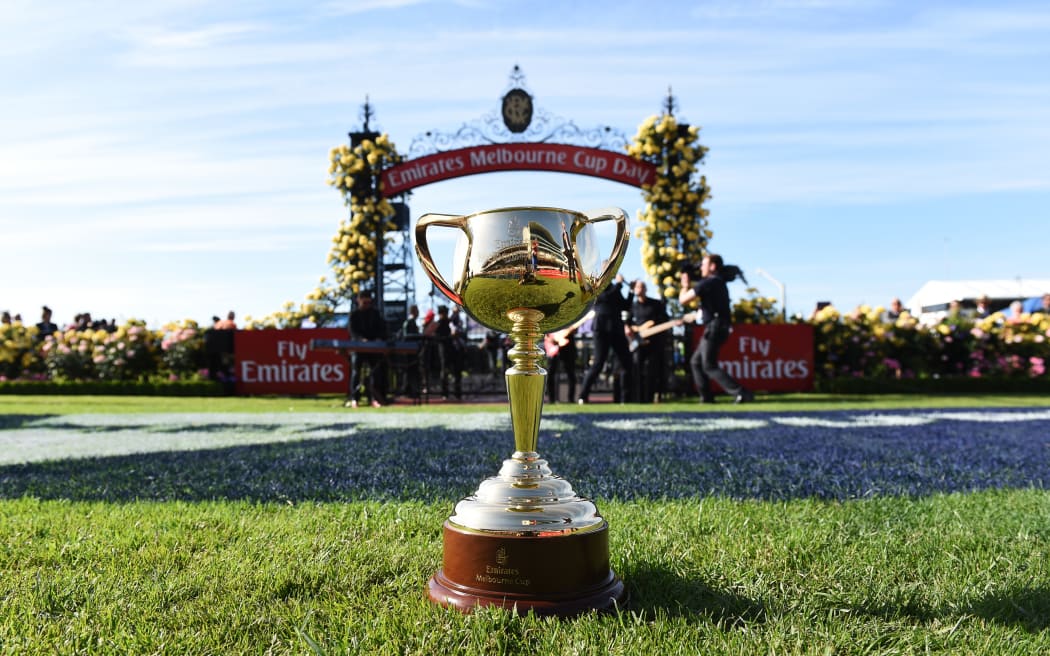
top-left (905, 279), bottom-right (1050, 322)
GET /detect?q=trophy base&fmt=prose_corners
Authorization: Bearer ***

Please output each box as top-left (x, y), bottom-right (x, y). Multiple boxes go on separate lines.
top-left (428, 520), bottom-right (625, 616)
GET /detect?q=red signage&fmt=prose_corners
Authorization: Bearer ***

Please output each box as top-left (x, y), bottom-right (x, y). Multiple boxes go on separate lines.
top-left (234, 328), bottom-right (348, 395)
top-left (690, 323), bottom-right (814, 392)
top-left (380, 144), bottom-right (657, 196)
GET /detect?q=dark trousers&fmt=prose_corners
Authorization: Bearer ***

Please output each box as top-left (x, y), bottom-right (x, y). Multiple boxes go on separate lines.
top-left (579, 329), bottom-right (631, 402)
top-left (546, 346), bottom-right (577, 403)
top-left (689, 321), bottom-right (744, 399)
top-left (439, 340), bottom-right (463, 399)
top-left (349, 352), bottom-right (386, 403)
top-left (632, 341), bottom-right (667, 403)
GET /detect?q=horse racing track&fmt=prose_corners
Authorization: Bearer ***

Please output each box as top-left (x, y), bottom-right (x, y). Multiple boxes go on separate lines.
top-left (2, 408), bottom-right (1048, 502)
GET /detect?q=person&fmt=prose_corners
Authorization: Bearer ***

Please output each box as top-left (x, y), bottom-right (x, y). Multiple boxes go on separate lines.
top-left (884, 297), bottom-right (904, 321)
top-left (391, 304), bottom-right (421, 400)
top-left (678, 255), bottom-right (754, 404)
top-left (545, 321), bottom-right (578, 404)
top-left (1036, 293), bottom-right (1050, 316)
top-left (941, 300), bottom-right (969, 328)
top-left (1007, 300), bottom-right (1025, 324)
top-left (35, 306), bottom-right (59, 340)
top-left (215, 311), bottom-right (237, 330)
top-left (204, 314), bottom-right (235, 382)
top-left (419, 308), bottom-right (439, 395)
top-left (577, 272), bottom-right (633, 404)
top-left (346, 291), bottom-right (388, 408)
top-left (482, 330), bottom-right (505, 378)
top-left (628, 280), bottom-right (671, 403)
top-left (974, 294), bottom-right (992, 319)
top-left (72, 312), bottom-right (92, 331)
top-left (1, 311), bottom-right (11, 326)
top-left (401, 304), bottom-right (420, 338)
top-left (433, 305), bottom-right (462, 400)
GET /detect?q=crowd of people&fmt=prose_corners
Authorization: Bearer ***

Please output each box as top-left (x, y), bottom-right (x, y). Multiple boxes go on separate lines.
top-left (0, 306), bottom-right (240, 338)
top-left (0, 305), bottom-right (122, 340)
top-left (873, 291), bottom-right (1050, 326)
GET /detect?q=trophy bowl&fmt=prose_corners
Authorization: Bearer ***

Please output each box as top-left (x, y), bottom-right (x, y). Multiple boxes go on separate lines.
top-left (415, 206), bottom-right (629, 616)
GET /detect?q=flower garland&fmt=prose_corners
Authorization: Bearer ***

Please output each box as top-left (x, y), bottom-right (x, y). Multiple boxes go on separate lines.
top-left (325, 134), bottom-right (402, 296)
top-left (627, 113), bottom-right (711, 300)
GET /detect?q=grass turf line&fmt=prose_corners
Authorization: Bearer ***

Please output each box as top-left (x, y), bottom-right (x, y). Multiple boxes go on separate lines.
top-left (3, 393), bottom-right (1050, 415)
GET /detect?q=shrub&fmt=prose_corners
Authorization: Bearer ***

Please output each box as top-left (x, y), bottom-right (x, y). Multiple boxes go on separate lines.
top-left (160, 319), bottom-right (206, 379)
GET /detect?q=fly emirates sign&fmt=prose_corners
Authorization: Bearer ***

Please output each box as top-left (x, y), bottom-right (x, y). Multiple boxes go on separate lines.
top-left (235, 329), bottom-right (347, 395)
top-left (691, 324), bottom-right (814, 392)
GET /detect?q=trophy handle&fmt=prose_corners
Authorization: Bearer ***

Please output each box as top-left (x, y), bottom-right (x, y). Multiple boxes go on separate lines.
top-left (415, 213), bottom-right (468, 306)
top-left (582, 207), bottom-right (630, 290)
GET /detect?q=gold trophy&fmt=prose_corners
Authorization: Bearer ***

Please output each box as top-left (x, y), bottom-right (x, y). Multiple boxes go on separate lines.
top-left (416, 206), bottom-right (629, 616)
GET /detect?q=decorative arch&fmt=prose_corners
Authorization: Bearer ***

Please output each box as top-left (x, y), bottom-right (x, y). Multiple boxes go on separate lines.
top-left (315, 66), bottom-right (708, 330)
top-left (379, 65), bottom-right (655, 196)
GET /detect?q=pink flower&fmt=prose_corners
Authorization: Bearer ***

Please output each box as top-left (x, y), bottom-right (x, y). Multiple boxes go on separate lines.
top-left (1030, 357), bottom-right (1046, 377)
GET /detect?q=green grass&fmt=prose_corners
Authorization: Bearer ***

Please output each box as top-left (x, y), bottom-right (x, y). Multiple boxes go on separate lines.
top-left (1, 493), bottom-right (1047, 654)
top-left (2, 392), bottom-right (1049, 415)
top-left (3, 395), bottom-right (1049, 654)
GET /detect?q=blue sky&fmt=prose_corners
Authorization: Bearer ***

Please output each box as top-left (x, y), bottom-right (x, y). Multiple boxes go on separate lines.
top-left (2, 0), bottom-right (1048, 328)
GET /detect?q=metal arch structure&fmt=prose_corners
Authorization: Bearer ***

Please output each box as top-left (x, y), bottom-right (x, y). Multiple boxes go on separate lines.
top-left (344, 66), bottom-right (690, 326)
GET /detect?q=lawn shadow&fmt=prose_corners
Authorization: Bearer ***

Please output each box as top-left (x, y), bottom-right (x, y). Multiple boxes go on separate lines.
top-left (0, 425), bottom-right (504, 503)
top-left (621, 562), bottom-right (767, 628)
top-left (0, 414), bottom-right (59, 429)
top-left (967, 585), bottom-right (1049, 633)
top-left (845, 585), bottom-right (1048, 634)
top-left (3, 410), bottom-right (1050, 502)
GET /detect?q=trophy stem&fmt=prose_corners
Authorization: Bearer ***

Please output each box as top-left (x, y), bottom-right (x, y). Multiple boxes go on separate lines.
top-left (505, 308), bottom-right (546, 455)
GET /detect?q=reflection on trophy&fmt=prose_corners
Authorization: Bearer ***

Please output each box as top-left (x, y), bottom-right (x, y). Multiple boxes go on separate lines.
top-left (416, 206), bottom-right (630, 616)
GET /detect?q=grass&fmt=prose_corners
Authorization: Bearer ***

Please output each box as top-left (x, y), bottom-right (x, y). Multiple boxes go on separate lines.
top-left (1, 494), bottom-right (1047, 654)
top-left (2, 394), bottom-right (1049, 654)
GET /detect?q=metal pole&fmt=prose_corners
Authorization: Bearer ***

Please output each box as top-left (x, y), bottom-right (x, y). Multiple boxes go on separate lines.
top-left (755, 268), bottom-right (787, 321)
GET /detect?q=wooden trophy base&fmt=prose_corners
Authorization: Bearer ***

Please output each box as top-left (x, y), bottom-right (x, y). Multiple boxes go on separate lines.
top-left (428, 520), bottom-right (625, 616)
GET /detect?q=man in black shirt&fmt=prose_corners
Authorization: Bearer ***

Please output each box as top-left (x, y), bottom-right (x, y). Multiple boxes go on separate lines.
top-left (628, 280), bottom-right (671, 403)
top-left (347, 291), bottom-right (388, 408)
top-left (678, 255), bottom-right (754, 404)
top-left (577, 273), bottom-right (633, 404)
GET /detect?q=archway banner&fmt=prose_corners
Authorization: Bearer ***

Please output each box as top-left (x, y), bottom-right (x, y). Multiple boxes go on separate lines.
top-left (380, 143), bottom-right (656, 197)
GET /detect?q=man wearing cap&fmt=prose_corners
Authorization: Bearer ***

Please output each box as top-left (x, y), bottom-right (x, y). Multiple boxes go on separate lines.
top-left (678, 255), bottom-right (754, 404)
